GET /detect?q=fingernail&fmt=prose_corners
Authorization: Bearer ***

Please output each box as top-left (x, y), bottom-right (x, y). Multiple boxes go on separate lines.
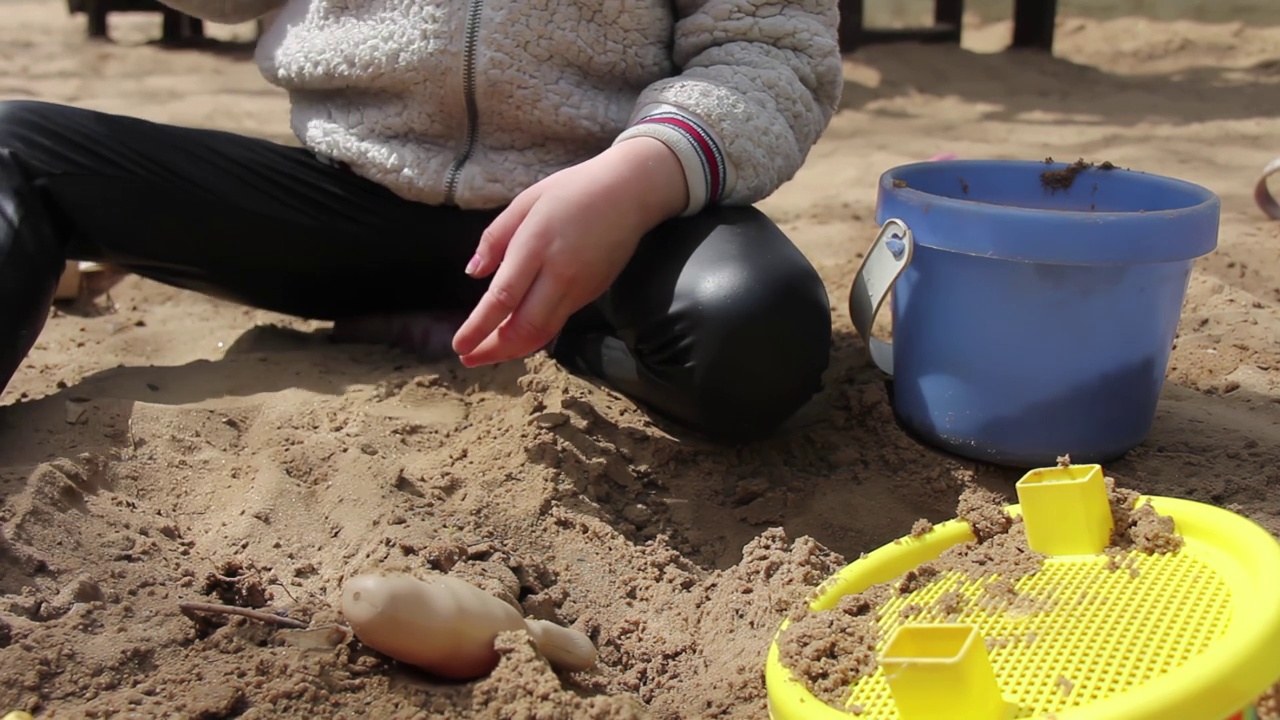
top-left (465, 254), bottom-right (481, 276)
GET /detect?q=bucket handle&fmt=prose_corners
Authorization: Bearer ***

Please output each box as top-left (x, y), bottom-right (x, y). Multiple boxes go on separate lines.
top-left (848, 218), bottom-right (914, 376)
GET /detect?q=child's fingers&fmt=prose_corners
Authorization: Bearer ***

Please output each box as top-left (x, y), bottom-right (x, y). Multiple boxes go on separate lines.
top-left (453, 265), bottom-right (537, 360)
top-left (459, 273), bottom-right (572, 366)
top-left (453, 216), bottom-right (549, 359)
top-left (467, 190), bottom-right (537, 278)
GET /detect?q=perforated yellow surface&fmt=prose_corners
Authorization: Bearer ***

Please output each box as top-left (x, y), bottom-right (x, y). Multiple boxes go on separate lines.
top-left (841, 550), bottom-right (1231, 717)
top-left (765, 493), bottom-right (1280, 720)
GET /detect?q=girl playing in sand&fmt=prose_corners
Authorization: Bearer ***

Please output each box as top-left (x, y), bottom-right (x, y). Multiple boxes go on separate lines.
top-left (0, 0), bottom-right (841, 443)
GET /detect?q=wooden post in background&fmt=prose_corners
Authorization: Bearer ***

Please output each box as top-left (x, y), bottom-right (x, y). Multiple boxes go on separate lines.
top-left (1011, 0), bottom-right (1058, 50)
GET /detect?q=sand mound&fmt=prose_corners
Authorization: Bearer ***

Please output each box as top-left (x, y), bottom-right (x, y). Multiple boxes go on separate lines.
top-left (2, 1), bottom-right (1280, 716)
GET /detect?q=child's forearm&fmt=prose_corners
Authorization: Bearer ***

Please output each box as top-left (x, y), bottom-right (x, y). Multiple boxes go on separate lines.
top-left (157, 0), bottom-right (284, 24)
top-left (616, 0), bottom-right (842, 212)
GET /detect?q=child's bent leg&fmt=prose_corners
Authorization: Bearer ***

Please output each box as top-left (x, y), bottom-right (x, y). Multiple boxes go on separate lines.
top-left (553, 206), bottom-right (832, 444)
top-left (0, 147), bottom-right (71, 393)
top-left (0, 100), bottom-right (491, 394)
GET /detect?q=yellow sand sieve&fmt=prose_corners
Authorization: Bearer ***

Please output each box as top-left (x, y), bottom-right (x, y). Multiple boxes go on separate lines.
top-left (765, 464), bottom-right (1280, 720)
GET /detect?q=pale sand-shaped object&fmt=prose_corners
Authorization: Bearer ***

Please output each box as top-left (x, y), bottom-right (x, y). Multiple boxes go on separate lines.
top-left (342, 572), bottom-right (598, 680)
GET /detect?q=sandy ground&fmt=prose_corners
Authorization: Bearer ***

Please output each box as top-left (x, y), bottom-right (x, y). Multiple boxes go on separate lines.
top-left (1, 1), bottom-right (1279, 718)
top-left (868, 0), bottom-right (1280, 25)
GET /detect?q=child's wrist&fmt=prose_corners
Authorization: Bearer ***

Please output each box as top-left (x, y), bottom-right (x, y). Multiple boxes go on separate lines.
top-left (606, 136), bottom-right (689, 223)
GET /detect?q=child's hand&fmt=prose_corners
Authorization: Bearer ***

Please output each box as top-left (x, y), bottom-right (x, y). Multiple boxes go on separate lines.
top-left (451, 137), bottom-right (687, 367)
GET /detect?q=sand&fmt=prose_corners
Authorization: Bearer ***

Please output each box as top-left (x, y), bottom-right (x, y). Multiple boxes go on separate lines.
top-left (2, 0), bottom-right (1280, 717)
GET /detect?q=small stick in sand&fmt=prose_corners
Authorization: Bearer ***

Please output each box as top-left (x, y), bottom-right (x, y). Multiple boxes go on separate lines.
top-left (178, 601), bottom-right (310, 629)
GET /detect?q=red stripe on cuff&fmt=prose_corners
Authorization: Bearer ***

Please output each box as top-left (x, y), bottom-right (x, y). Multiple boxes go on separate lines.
top-left (635, 114), bottom-right (724, 203)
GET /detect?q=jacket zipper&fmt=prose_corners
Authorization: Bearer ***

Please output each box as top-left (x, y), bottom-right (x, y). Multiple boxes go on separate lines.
top-left (443, 0), bottom-right (484, 205)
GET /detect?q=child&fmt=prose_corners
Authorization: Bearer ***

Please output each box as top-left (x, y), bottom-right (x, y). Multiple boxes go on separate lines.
top-left (0, 0), bottom-right (842, 443)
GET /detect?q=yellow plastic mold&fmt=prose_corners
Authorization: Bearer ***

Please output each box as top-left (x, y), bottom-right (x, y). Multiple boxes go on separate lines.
top-left (880, 624), bottom-right (1012, 720)
top-left (765, 464), bottom-right (1280, 720)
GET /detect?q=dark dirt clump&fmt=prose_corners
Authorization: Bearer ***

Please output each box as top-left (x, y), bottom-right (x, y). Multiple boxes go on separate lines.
top-left (1041, 158), bottom-right (1095, 191)
top-left (1040, 158), bottom-right (1118, 191)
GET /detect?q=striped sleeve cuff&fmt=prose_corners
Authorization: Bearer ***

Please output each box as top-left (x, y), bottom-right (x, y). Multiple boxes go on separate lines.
top-left (613, 104), bottom-right (732, 217)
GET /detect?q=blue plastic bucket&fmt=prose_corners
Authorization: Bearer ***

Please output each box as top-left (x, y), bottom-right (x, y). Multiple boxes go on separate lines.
top-left (849, 159), bottom-right (1220, 467)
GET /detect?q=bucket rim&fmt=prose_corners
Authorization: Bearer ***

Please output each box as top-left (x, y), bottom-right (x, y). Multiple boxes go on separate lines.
top-left (880, 159), bottom-right (1220, 219)
top-left (876, 159), bottom-right (1220, 265)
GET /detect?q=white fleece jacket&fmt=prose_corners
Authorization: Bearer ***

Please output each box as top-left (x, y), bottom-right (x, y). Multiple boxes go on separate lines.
top-left (159, 0), bottom-right (842, 214)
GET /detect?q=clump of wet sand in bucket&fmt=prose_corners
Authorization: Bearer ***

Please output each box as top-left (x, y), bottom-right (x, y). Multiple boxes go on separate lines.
top-left (1039, 157), bottom-right (1118, 192)
top-left (775, 459), bottom-right (1182, 710)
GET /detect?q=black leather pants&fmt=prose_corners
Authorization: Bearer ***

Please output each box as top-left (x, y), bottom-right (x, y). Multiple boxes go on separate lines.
top-left (0, 100), bottom-right (831, 443)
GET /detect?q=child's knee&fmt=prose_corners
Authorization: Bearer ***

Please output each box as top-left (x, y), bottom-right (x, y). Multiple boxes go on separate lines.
top-left (672, 211), bottom-right (832, 441)
top-left (593, 205), bottom-right (832, 442)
